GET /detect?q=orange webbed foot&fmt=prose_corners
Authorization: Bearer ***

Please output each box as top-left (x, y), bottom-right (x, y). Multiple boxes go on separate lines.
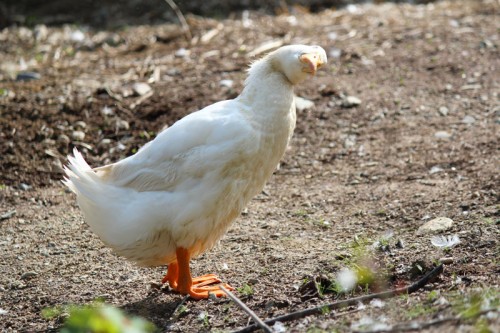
top-left (192, 274), bottom-right (221, 287)
top-left (189, 281), bottom-right (234, 300)
top-left (163, 248), bottom-right (235, 300)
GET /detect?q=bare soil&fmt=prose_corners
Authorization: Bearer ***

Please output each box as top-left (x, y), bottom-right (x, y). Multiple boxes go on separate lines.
top-left (0, 0), bottom-right (499, 332)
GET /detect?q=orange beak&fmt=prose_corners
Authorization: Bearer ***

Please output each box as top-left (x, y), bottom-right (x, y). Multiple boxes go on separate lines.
top-left (299, 52), bottom-right (325, 75)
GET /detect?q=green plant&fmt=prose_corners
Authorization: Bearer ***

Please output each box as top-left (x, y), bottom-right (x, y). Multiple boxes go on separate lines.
top-left (293, 209), bottom-right (309, 217)
top-left (319, 305), bottom-right (330, 315)
top-left (176, 305), bottom-right (188, 316)
top-left (405, 303), bottom-right (434, 319)
top-left (237, 283), bottom-right (254, 296)
top-left (198, 311), bottom-right (210, 328)
top-left (42, 302), bottom-right (156, 333)
top-left (427, 290), bottom-right (439, 303)
top-left (313, 218), bottom-right (331, 229)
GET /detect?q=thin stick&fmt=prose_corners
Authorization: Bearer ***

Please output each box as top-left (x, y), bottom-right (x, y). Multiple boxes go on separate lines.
top-left (163, 0), bottom-right (192, 41)
top-left (233, 264), bottom-right (444, 333)
top-left (170, 294), bottom-right (190, 318)
top-left (219, 285), bottom-right (273, 333)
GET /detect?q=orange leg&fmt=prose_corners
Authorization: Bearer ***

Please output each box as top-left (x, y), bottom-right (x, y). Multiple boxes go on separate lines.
top-left (162, 247), bottom-right (234, 300)
top-left (161, 261), bottom-right (178, 288)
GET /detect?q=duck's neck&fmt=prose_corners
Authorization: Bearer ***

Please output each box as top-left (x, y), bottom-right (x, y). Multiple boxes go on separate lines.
top-left (237, 59), bottom-right (295, 122)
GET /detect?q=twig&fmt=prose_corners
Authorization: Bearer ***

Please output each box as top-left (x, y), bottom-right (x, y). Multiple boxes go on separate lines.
top-left (247, 40), bottom-right (284, 58)
top-left (219, 285), bottom-right (273, 333)
top-left (170, 294), bottom-right (190, 318)
top-left (233, 264), bottom-right (444, 333)
top-left (129, 90), bottom-right (154, 110)
top-left (200, 24), bottom-right (223, 44)
top-left (163, 0), bottom-right (192, 41)
top-left (104, 86), bottom-right (123, 102)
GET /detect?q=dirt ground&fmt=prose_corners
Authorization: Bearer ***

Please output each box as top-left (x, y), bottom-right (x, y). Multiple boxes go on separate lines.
top-left (0, 0), bottom-right (499, 332)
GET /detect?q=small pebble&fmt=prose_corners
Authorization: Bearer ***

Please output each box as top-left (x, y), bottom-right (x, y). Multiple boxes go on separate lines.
top-left (434, 131), bottom-right (451, 139)
top-left (219, 79), bottom-right (234, 88)
top-left (0, 210), bottom-right (16, 221)
top-left (417, 217), bottom-right (454, 234)
top-left (71, 130), bottom-right (85, 141)
top-left (329, 47), bottom-right (342, 59)
top-left (101, 106), bottom-right (115, 116)
top-left (21, 271), bottom-right (38, 280)
top-left (344, 134), bottom-right (357, 148)
top-left (174, 48), bottom-right (189, 58)
top-left (115, 119), bottom-right (130, 131)
top-left (70, 30), bottom-right (85, 42)
top-left (328, 32), bottom-right (338, 40)
top-left (99, 138), bottom-right (113, 146)
top-left (438, 106), bottom-right (449, 116)
top-left (273, 321), bottom-right (287, 333)
top-left (74, 121), bottom-right (87, 129)
top-left (132, 82), bottom-right (152, 96)
top-left (16, 72), bottom-right (41, 81)
top-left (19, 183), bottom-right (31, 191)
top-left (57, 134), bottom-right (70, 145)
top-left (429, 165), bottom-right (444, 174)
top-left (462, 115), bottom-right (475, 124)
top-left (439, 257), bottom-right (454, 265)
top-left (295, 96), bottom-right (315, 111)
top-left (342, 96), bottom-right (361, 108)
top-left (96, 294), bottom-right (111, 300)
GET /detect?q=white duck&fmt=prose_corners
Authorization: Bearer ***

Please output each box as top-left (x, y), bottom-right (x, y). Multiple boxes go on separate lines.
top-left (64, 44), bottom-right (327, 299)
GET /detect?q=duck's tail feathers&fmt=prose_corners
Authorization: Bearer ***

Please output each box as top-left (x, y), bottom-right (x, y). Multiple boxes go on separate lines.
top-left (63, 148), bottom-right (104, 201)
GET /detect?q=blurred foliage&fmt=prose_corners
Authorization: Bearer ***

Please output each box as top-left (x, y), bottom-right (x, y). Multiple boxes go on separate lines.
top-left (42, 302), bottom-right (157, 333)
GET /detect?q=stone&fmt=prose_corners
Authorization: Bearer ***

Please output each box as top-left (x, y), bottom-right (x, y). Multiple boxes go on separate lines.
top-left (342, 96), bottom-right (361, 108)
top-left (434, 131), bottom-right (451, 139)
top-left (462, 115), bottom-right (475, 124)
top-left (16, 72), bottom-right (41, 81)
top-left (295, 96), bottom-right (315, 111)
top-left (174, 48), bottom-right (189, 58)
top-left (74, 121), bottom-right (87, 129)
top-left (57, 134), bottom-right (71, 145)
top-left (0, 210), bottom-right (16, 221)
top-left (439, 257), bottom-right (454, 264)
top-left (71, 130), bottom-right (85, 141)
top-left (219, 79), bottom-right (233, 88)
top-left (70, 30), bottom-right (85, 42)
top-left (438, 106), bottom-right (449, 116)
top-left (417, 217), bottom-right (454, 234)
top-left (115, 119), bottom-right (130, 131)
top-left (19, 183), bottom-right (31, 191)
top-left (429, 165), bottom-right (444, 174)
top-left (329, 47), bottom-right (342, 59)
top-left (21, 271), bottom-right (38, 280)
top-left (132, 82), bottom-right (152, 96)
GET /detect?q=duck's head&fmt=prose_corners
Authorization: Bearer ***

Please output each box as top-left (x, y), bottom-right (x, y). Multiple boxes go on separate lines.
top-left (269, 44), bottom-right (328, 85)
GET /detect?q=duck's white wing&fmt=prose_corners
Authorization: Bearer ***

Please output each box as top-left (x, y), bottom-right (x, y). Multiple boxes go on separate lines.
top-left (95, 100), bottom-right (259, 192)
